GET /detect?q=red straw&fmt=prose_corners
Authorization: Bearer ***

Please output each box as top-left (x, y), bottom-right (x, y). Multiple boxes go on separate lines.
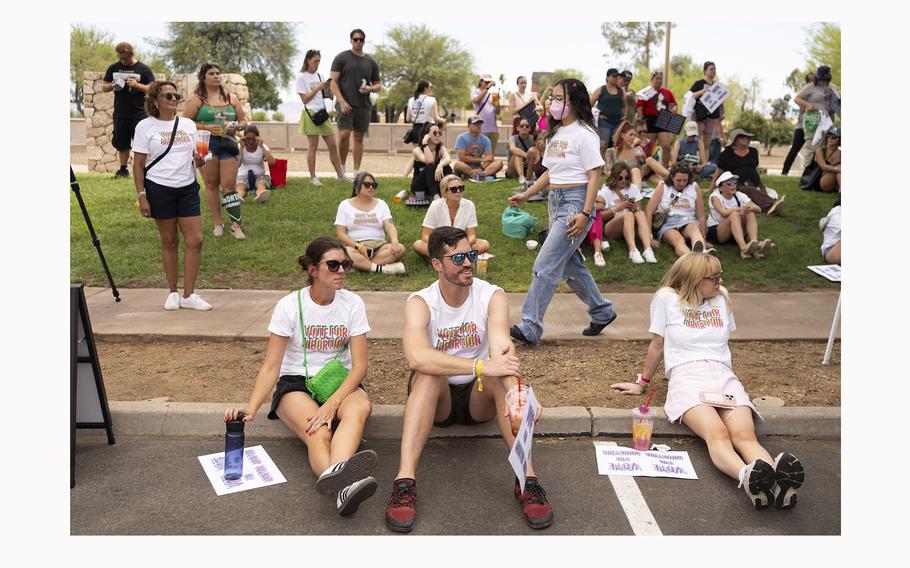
top-left (517, 373), bottom-right (523, 412)
top-left (639, 389), bottom-right (655, 423)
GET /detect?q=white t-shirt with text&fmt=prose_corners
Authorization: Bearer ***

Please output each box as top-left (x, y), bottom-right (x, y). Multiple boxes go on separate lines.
top-left (268, 287), bottom-right (371, 378)
top-left (407, 95), bottom-right (437, 124)
top-left (409, 278), bottom-right (502, 385)
top-left (132, 116), bottom-right (198, 187)
top-left (708, 189), bottom-right (752, 228)
top-left (598, 184), bottom-right (642, 217)
top-left (541, 121), bottom-right (605, 185)
top-left (649, 288), bottom-right (736, 372)
top-left (334, 198), bottom-right (393, 242)
top-left (659, 182), bottom-right (700, 220)
top-left (421, 197), bottom-right (478, 230)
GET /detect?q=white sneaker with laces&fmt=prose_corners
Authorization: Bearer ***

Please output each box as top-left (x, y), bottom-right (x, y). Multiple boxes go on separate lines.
top-left (179, 293), bottom-right (212, 311)
top-left (600, 241), bottom-right (611, 252)
top-left (311, 177), bottom-right (322, 186)
top-left (315, 449), bottom-right (378, 495)
top-left (629, 249), bottom-right (645, 264)
top-left (738, 459), bottom-right (776, 509)
top-left (642, 247), bottom-right (657, 263)
top-left (382, 262), bottom-right (407, 275)
top-left (593, 251), bottom-right (606, 267)
top-left (337, 476), bottom-right (378, 517)
top-left (164, 292), bottom-right (180, 311)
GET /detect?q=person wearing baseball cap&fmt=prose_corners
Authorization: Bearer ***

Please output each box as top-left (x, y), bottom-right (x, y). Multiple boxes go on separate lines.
top-left (590, 68), bottom-right (627, 149)
top-left (472, 74), bottom-right (501, 150)
top-left (794, 63), bottom-right (840, 173)
top-left (452, 115), bottom-right (503, 181)
top-left (707, 171), bottom-right (774, 259)
top-left (712, 130), bottom-right (787, 216)
top-left (671, 121), bottom-right (716, 180)
top-left (618, 71), bottom-right (636, 123)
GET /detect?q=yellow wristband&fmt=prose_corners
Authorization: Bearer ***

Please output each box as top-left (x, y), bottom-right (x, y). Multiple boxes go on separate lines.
top-left (475, 359), bottom-right (484, 392)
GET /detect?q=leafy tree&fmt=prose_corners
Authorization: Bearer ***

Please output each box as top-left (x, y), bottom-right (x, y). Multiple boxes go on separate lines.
top-left (244, 71), bottom-right (282, 111)
top-left (784, 68), bottom-right (809, 93)
top-left (70, 24), bottom-right (115, 114)
top-left (733, 109), bottom-right (794, 156)
top-left (135, 47), bottom-right (172, 78)
top-left (272, 111), bottom-right (285, 122)
top-left (372, 23), bottom-right (474, 123)
top-left (804, 22), bottom-right (840, 86)
top-left (536, 68), bottom-right (590, 94)
top-left (600, 22), bottom-right (672, 70)
top-left (153, 22), bottom-right (298, 102)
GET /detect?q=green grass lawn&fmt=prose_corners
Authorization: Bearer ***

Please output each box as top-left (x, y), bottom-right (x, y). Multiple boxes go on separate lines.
top-left (70, 173), bottom-right (840, 293)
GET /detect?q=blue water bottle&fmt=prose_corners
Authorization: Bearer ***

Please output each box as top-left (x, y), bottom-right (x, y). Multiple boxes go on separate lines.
top-left (224, 411), bottom-right (245, 481)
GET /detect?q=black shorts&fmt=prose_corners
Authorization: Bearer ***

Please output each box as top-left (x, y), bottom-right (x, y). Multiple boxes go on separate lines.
top-left (644, 114), bottom-right (669, 134)
top-left (706, 225), bottom-right (719, 243)
top-left (209, 135), bottom-right (240, 159)
top-left (268, 375), bottom-right (365, 421)
top-left (407, 372), bottom-right (491, 427)
top-left (145, 178), bottom-right (201, 219)
top-left (112, 117), bottom-right (144, 150)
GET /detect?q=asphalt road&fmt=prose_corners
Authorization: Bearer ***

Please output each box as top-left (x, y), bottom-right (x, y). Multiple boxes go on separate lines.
top-left (71, 434), bottom-right (839, 535)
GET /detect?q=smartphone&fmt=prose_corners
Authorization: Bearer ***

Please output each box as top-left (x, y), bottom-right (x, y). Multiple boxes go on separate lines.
top-left (699, 392), bottom-right (737, 408)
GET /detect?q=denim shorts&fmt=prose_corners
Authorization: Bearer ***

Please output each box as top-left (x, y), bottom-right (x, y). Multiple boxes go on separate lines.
top-left (657, 215), bottom-right (698, 240)
top-left (209, 135), bottom-right (240, 159)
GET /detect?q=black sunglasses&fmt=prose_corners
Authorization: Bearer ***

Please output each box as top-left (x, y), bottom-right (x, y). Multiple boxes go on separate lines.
top-left (161, 93), bottom-right (183, 101)
top-left (437, 249), bottom-right (479, 265)
top-left (615, 174), bottom-right (630, 181)
top-left (322, 259), bottom-right (354, 273)
top-left (447, 185), bottom-right (465, 193)
top-left (351, 37), bottom-right (365, 42)
top-left (703, 271), bottom-right (723, 282)
top-left (519, 123), bottom-right (531, 128)
top-left (361, 181), bottom-right (378, 188)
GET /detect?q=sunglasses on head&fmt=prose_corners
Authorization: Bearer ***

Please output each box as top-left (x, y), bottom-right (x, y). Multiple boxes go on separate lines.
top-left (447, 184), bottom-right (464, 193)
top-left (361, 181), bottom-right (378, 189)
top-left (703, 271), bottom-right (723, 282)
top-left (161, 93), bottom-right (183, 101)
top-left (322, 259), bottom-right (354, 273)
top-left (351, 36), bottom-right (365, 42)
top-left (438, 249), bottom-right (479, 265)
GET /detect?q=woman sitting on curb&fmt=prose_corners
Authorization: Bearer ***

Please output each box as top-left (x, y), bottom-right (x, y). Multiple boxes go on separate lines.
top-left (707, 172), bottom-right (773, 259)
top-left (646, 165), bottom-right (708, 258)
top-left (334, 172), bottom-right (407, 274)
top-left (225, 237), bottom-right (378, 516)
top-left (612, 252), bottom-right (805, 510)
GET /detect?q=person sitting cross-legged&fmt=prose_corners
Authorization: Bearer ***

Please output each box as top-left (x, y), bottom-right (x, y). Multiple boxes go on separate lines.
top-left (412, 175), bottom-right (490, 259)
top-left (385, 227), bottom-right (553, 533)
top-left (452, 115), bottom-right (503, 182)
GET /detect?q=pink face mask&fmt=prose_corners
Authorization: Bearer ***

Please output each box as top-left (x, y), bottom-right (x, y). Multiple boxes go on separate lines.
top-left (550, 98), bottom-right (570, 120)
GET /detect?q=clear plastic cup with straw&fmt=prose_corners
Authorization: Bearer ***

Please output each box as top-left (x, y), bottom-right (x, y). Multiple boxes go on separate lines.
top-left (505, 383), bottom-right (531, 436)
top-left (195, 130), bottom-right (211, 158)
top-left (631, 406), bottom-right (655, 451)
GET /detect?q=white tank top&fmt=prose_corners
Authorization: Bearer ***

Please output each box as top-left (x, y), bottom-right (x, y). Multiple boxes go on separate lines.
top-left (240, 145), bottom-right (265, 177)
top-left (408, 278), bottom-right (502, 385)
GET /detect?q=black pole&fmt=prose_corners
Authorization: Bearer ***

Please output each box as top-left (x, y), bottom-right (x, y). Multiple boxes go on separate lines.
top-left (70, 167), bottom-right (120, 302)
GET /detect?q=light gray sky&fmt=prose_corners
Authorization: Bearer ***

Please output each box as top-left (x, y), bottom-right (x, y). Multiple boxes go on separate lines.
top-left (77, 20), bottom-right (819, 119)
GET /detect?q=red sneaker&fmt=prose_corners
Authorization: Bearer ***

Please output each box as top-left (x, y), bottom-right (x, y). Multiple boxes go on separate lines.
top-left (514, 477), bottom-right (554, 529)
top-left (385, 478), bottom-right (418, 533)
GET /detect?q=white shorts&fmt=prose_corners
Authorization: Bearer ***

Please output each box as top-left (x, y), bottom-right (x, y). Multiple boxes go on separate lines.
top-left (664, 359), bottom-right (762, 423)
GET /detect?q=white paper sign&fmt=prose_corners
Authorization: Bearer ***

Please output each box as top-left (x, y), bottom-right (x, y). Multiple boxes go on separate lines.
top-left (635, 86), bottom-right (657, 101)
top-left (699, 83), bottom-right (729, 114)
top-left (808, 264), bottom-right (841, 282)
top-left (507, 386), bottom-right (539, 494)
top-left (594, 442), bottom-right (698, 479)
top-left (198, 444), bottom-right (287, 496)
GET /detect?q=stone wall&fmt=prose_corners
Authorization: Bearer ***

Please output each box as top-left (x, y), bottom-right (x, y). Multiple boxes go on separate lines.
top-left (82, 71), bottom-right (252, 173)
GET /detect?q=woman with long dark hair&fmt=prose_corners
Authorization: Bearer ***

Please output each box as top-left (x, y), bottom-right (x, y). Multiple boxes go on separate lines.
top-left (334, 172), bottom-right (407, 274)
top-left (405, 80), bottom-right (443, 146)
top-left (591, 162), bottom-right (657, 265)
top-left (507, 78), bottom-right (617, 345)
top-left (184, 62), bottom-right (248, 239)
top-left (295, 49), bottom-right (345, 186)
top-left (646, 165), bottom-right (708, 258)
top-left (225, 237), bottom-right (378, 516)
top-left (409, 122), bottom-right (453, 199)
top-left (133, 81), bottom-right (210, 311)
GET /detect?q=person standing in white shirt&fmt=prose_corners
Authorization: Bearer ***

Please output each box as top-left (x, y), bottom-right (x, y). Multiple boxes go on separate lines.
top-left (412, 174), bottom-right (489, 258)
top-left (132, 81), bottom-right (210, 311)
top-left (508, 78), bottom-right (617, 344)
top-left (296, 49), bottom-right (345, 186)
top-left (612, 253), bottom-right (805, 510)
top-left (225, 237), bottom-right (378, 517)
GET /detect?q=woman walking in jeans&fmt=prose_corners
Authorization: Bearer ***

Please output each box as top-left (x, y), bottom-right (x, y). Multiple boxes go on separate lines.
top-left (508, 79), bottom-right (617, 345)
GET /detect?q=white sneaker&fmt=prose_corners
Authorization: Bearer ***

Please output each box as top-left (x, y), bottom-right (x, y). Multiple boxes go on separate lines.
top-left (738, 459), bottom-right (776, 509)
top-left (600, 240), bottom-right (611, 252)
top-left (311, 177), bottom-right (322, 186)
top-left (179, 293), bottom-right (212, 311)
top-left (164, 292), bottom-right (180, 311)
top-left (337, 476), bottom-right (378, 517)
top-left (518, 175), bottom-right (526, 184)
top-left (315, 449), bottom-right (378, 495)
top-left (352, 170), bottom-right (361, 179)
top-left (629, 249), bottom-right (645, 264)
top-left (231, 226), bottom-right (246, 240)
top-left (594, 251), bottom-right (606, 267)
top-left (382, 262), bottom-right (407, 275)
top-left (213, 224), bottom-right (224, 237)
top-left (642, 247), bottom-right (657, 263)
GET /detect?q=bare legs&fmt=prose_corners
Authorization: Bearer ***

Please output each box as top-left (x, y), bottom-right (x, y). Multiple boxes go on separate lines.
top-left (683, 405), bottom-right (773, 480)
top-left (153, 215), bottom-right (204, 296)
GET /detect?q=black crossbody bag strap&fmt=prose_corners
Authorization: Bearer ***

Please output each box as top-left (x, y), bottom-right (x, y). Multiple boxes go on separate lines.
top-left (144, 118), bottom-right (180, 175)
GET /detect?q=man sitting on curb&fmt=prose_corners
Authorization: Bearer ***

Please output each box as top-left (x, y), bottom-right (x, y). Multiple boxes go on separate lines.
top-left (385, 226), bottom-right (553, 533)
top-left (452, 115), bottom-right (504, 182)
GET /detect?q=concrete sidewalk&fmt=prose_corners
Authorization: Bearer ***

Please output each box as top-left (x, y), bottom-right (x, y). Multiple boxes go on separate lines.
top-left (85, 287), bottom-right (840, 341)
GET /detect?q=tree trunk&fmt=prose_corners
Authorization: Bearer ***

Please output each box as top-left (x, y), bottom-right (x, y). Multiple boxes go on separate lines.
top-left (644, 23), bottom-right (652, 70)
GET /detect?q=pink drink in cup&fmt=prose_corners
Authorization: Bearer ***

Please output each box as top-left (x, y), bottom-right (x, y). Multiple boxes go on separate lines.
top-left (631, 406), bottom-right (655, 451)
top-left (195, 130), bottom-right (211, 157)
top-left (505, 384), bottom-right (531, 436)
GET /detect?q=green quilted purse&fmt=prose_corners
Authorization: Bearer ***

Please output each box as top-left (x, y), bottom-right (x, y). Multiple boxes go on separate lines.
top-left (297, 289), bottom-right (349, 404)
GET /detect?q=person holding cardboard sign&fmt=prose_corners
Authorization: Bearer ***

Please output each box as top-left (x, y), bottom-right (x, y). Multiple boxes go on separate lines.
top-left (612, 253), bottom-right (805, 510)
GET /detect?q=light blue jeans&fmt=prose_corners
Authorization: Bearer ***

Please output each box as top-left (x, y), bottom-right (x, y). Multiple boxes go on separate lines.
top-left (516, 185), bottom-right (616, 343)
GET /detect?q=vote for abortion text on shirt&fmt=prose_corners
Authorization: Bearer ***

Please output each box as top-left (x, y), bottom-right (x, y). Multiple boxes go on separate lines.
top-left (334, 198), bottom-right (392, 242)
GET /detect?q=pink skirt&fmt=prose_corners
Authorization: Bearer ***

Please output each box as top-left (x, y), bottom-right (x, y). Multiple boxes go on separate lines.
top-left (664, 359), bottom-right (762, 423)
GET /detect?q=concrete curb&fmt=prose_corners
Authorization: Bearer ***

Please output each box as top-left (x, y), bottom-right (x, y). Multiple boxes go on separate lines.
top-left (89, 401), bottom-right (840, 440)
